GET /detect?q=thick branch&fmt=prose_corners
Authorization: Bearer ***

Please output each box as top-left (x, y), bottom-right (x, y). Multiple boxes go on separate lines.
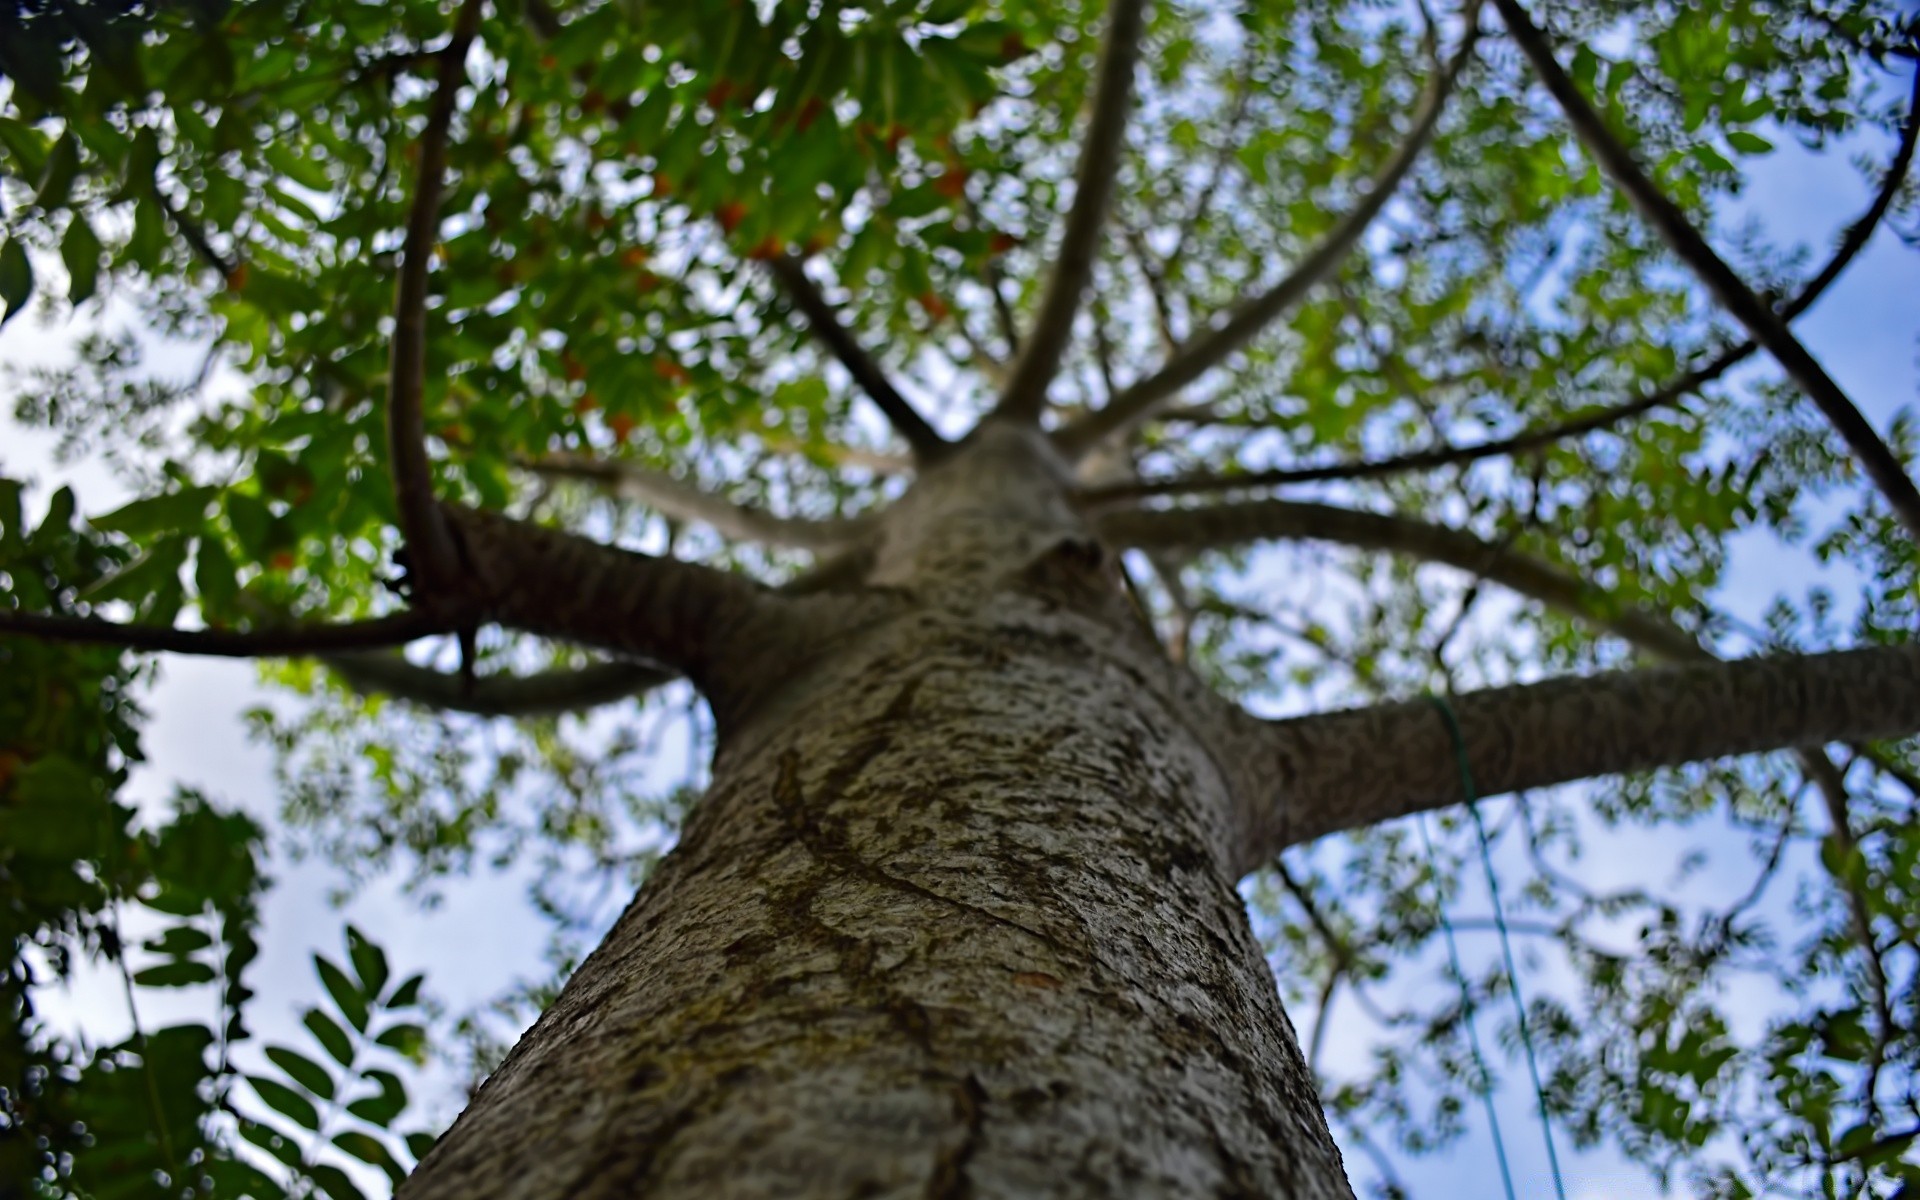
top-left (1056, 25), bottom-right (1477, 458)
top-left (765, 255), bottom-right (948, 461)
top-left (387, 0), bottom-right (485, 593)
top-left (1493, 0), bottom-right (1920, 541)
top-left (0, 610), bottom-right (446, 657)
top-left (523, 454), bottom-right (874, 552)
top-left (993, 0), bottom-right (1149, 424)
top-left (441, 503), bottom-right (785, 687)
top-left (325, 652), bottom-right (671, 717)
top-left (1228, 644), bottom-right (1920, 871)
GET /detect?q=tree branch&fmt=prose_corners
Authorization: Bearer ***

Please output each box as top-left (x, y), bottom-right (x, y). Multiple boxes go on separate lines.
top-left (1095, 64), bottom-right (1919, 503)
top-left (1121, 492), bottom-right (1914, 1009)
top-left (439, 504), bottom-right (787, 687)
top-left (1227, 644), bottom-right (1920, 872)
top-left (1492, 0), bottom-right (1920, 542)
top-left (1056, 23), bottom-right (1478, 458)
top-left (993, 0), bottom-right (1149, 424)
top-left (387, 0), bottom-right (485, 594)
top-left (0, 609), bottom-right (447, 657)
top-left (764, 255), bottom-right (948, 462)
top-left (325, 652), bottom-right (672, 717)
top-left (1098, 497), bottom-right (1705, 660)
top-left (1080, 62), bottom-right (1920, 504)
top-left (522, 454), bottom-right (875, 552)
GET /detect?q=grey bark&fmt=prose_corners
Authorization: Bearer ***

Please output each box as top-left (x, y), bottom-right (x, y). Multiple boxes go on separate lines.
top-left (404, 428), bottom-right (1355, 1198)
top-left (1224, 645), bottom-right (1920, 873)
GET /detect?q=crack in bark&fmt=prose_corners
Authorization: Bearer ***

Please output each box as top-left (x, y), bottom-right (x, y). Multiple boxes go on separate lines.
top-left (927, 1074), bottom-right (988, 1200)
top-left (772, 724), bottom-right (1070, 958)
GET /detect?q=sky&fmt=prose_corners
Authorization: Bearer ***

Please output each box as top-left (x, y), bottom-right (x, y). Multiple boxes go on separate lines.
top-left (5, 56), bottom-right (1919, 1200)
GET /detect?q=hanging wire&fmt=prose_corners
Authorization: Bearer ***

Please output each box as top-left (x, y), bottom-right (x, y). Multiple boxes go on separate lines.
top-left (1415, 810), bottom-right (1519, 1200)
top-left (1425, 693), bottom-right (1569, 1200)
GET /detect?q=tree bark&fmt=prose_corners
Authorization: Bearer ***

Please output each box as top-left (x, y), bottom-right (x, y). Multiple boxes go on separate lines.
top-left (402, 431), bottom-right (1354, 1198)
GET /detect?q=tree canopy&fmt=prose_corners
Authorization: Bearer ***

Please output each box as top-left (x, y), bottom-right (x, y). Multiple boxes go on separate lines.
top-left (2, 0), bottom-right (1918, 1196)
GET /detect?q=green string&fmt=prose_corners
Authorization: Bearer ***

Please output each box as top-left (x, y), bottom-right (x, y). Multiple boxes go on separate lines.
top-left (1415, 811), bottom-right (1518, 1200)
top-left (1424, 694), bottom-right (1568, 1200)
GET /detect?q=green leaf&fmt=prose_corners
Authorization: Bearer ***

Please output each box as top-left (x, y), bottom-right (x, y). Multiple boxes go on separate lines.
top-left (145, 926), bottom-right (214, 955)
top-left (373, 1022), bottom-right (427, 1062)
top-left (385, 973), bottom-right (425, 1010)
top-left (91, 486), bottom-right (217, 537)
top-left (0, 237), bottom-right (32, 326)
top-left (0, 116), bottom-right (51, 179)
top-left (247, 1074), bottom-right (322, 1130)
top-left (332, 1131), bottom-right (407, 1185)
top-left (303, 1007), bottom-right (355, 1067)
top-left (346, 925), bottom-right (390, 1002)
top-left (34, 131), bottom-right (80, 211)
top-left (310, 1163), bottom-right (369, 1200)
top-left (1726, 131), bottom-right (1773, 156)
top-left (404, 1130), bottom-right (438, 1162)
top-left (316, 954), bottom-right (370, 1032)
top-left (345, 1068), bottom-right (407, 1127)
top-left (132, 960), bottom-right (218, 987)
top-left (195, 536), bottom-right (239, 618)
top-left (265, 1045), bottom-right (336, 1100)
top-left (61, 216), bottom-right (103, 304)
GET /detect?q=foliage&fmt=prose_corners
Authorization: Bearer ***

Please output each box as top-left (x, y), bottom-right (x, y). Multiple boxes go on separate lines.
top-left (2, 492), bottom-right (439, 1198)
top-left (3, 0), bottom-right (1918, 1195)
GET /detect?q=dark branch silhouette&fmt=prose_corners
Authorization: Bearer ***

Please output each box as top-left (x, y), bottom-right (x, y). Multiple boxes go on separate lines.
top-left (1056, 21), bottom-right (1479, 458)
top-left (766, 254), bottom-right (949, 461)
top-left (386, 0), bottom-right (485, 594)
top-left (0, 609), bottom-right (448, 657)
top-left (1493, 0), bottom-right (1920, 542)
top-left (1084, 68), bottom-right (1920, 504)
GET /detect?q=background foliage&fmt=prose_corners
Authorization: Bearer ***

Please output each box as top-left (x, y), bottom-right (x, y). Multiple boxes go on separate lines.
top-left (3, 0), bottom-right (1918, 1195)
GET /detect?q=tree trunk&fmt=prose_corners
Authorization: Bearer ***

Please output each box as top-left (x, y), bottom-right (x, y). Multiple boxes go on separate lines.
top-left (401, 427), bottom-right (1354, 1198)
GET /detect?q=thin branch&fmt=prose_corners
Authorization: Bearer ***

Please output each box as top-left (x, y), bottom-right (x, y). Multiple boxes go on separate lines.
top-left (1798, 748), bottom-right (1893, 1126)
top-left (993, 0), bottom-right (1150, 424)
top-left (1493, 0), bottom-right (1920, 541)
top-left (1098, 497), bottom-right (1705, 659)
top-left (1056, 23), bottom-right (1479, 458)
top-left (1084, 61), bottom-right (1917, 503)
top-left (326, 652), bottom-right (672, 717)
top-left (1228, 643), bottom-right (1920, 870)
top-left (1121, 220), bottom-right (1180, 351)
top-left (388, 0), bottom-right (486, 594)
top-left (1161, 53), bottom-right (1259, 284)
top-left (764, 254), bottom-right (949, 461)
top-left (0, 609), bottom-right (447, 657)
top-left (965, 192), bottom-right (1025, 356)
top-left (522, 454), bottom-right (875, 552)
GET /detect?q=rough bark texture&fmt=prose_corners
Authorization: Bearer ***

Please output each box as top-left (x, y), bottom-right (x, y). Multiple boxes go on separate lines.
top-left (1227, 645), bottom-right (1920, 870)
top-left (402, 429), bottom-right (1354, 1199)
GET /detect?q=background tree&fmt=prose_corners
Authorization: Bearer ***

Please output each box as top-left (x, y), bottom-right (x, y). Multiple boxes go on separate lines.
top-left (2, 0), bottom-right (1919, 1196)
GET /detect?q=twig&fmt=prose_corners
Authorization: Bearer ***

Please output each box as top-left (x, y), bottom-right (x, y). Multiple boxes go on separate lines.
top-left (0, 609), bottom-right (450, 657)
top-left (765, 255), bottom-right (949, 461)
